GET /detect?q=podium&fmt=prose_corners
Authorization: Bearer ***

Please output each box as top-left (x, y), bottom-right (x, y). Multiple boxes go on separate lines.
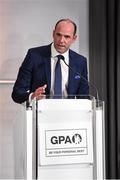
top-left (26, 96), bottom-right (105, 180)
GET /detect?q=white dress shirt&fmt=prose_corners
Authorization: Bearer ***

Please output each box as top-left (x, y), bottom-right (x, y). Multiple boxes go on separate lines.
top-left (50, 43), bottom-right (69, 97)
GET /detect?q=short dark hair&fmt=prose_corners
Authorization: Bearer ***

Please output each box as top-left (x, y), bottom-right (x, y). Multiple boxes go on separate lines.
top-left (55, 18), bottom-right (77, 36)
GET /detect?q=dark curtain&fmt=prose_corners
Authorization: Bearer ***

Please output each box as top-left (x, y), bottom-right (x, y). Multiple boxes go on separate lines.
top-left (89, 0), bottom-right (120, 179)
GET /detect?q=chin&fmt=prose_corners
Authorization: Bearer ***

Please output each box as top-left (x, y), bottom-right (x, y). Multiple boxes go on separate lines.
top-left (55, 45), bottom-right (66, 53)
top-left (57, 49), bottom-right (66, 54)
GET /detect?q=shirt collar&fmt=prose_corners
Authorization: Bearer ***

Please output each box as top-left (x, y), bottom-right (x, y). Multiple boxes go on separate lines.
top-left (51, 43), bottom-right (69, 60)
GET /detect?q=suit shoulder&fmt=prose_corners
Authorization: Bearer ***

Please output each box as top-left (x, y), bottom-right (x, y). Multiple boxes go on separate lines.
top-left (69, 49), bottom-right (87, 61)
top-left (27, 44), bottom-right (51, 56)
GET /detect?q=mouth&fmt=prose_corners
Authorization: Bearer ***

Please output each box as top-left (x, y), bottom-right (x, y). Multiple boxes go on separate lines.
top-left (57, 44), bottom-right (65, 48)
top-left (54, 44), bottom-right (66, 53)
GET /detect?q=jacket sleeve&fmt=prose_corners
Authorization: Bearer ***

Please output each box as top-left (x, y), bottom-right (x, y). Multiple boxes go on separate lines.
top-left (11, 49), bottom-right (34, 104)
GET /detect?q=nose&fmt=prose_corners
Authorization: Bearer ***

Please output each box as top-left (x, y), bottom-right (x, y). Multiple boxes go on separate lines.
top-left (59, 36), bottom-right (64, 43)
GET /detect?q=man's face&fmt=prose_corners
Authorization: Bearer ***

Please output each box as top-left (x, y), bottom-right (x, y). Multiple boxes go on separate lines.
top-left (53, 21), bottom-right (77, 54)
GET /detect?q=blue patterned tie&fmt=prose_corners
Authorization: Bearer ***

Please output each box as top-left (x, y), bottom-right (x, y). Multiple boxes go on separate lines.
top-left (54, 55), bottom-right (63, 98)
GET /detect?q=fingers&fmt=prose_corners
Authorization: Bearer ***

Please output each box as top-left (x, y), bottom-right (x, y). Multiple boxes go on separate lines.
top-left (31, 84), bottom-right (47, 100)
top-left (36, 84), bottom-right (47, 94)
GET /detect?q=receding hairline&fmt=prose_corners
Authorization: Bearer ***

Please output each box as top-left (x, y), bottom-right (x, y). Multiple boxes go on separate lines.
top-left (54, 18), bottom-right (77, 35)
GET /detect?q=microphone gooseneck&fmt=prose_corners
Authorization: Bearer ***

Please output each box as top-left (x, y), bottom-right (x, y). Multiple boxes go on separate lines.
top-left (60, 56), bottom-right (99, 102)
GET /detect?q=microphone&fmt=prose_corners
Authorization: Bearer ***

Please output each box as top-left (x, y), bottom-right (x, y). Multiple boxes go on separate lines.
top-left (60, 55), bottom-right (99, 101)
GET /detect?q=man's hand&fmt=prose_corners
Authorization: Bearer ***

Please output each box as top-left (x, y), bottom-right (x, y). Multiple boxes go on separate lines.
top-left (31, 84), bottom-right (47, 100)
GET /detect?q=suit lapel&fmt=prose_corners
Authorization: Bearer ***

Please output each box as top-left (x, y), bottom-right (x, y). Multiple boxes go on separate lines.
top-left (67, 50), bottom-right (80, 95)
top-left (67, 51), bottom-right (76, 94)
top-left (45, 58), bottom-right (51, 91)
top-left (44, 45), bottom-right (51, 92)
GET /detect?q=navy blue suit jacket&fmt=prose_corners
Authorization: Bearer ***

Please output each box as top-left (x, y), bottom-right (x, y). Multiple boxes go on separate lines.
top-left (12, 44), bottom-right (89, 103)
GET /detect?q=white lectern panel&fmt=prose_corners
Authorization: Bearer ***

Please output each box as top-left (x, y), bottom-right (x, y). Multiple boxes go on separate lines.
top-left (38, 99), bottom-right (93, 166)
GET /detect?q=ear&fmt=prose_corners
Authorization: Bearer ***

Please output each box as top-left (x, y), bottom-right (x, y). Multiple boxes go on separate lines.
top-left (72, 35), bottom-right (77, 43)
top-left (73, 35), bottom-right (77, 41)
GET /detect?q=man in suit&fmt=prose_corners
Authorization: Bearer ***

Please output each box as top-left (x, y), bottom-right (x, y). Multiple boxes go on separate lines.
top-left (12, 18), bottom-right (89, 104)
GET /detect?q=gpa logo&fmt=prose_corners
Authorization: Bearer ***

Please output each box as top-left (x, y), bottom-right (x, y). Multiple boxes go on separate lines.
top-left (72, 133), bottom-right (82, 144)
top-left (51, 133), bottom-right (82, 145)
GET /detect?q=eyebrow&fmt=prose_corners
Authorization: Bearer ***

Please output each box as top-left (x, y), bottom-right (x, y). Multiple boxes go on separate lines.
top-left (56, 32), bottom-right (71, 38)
